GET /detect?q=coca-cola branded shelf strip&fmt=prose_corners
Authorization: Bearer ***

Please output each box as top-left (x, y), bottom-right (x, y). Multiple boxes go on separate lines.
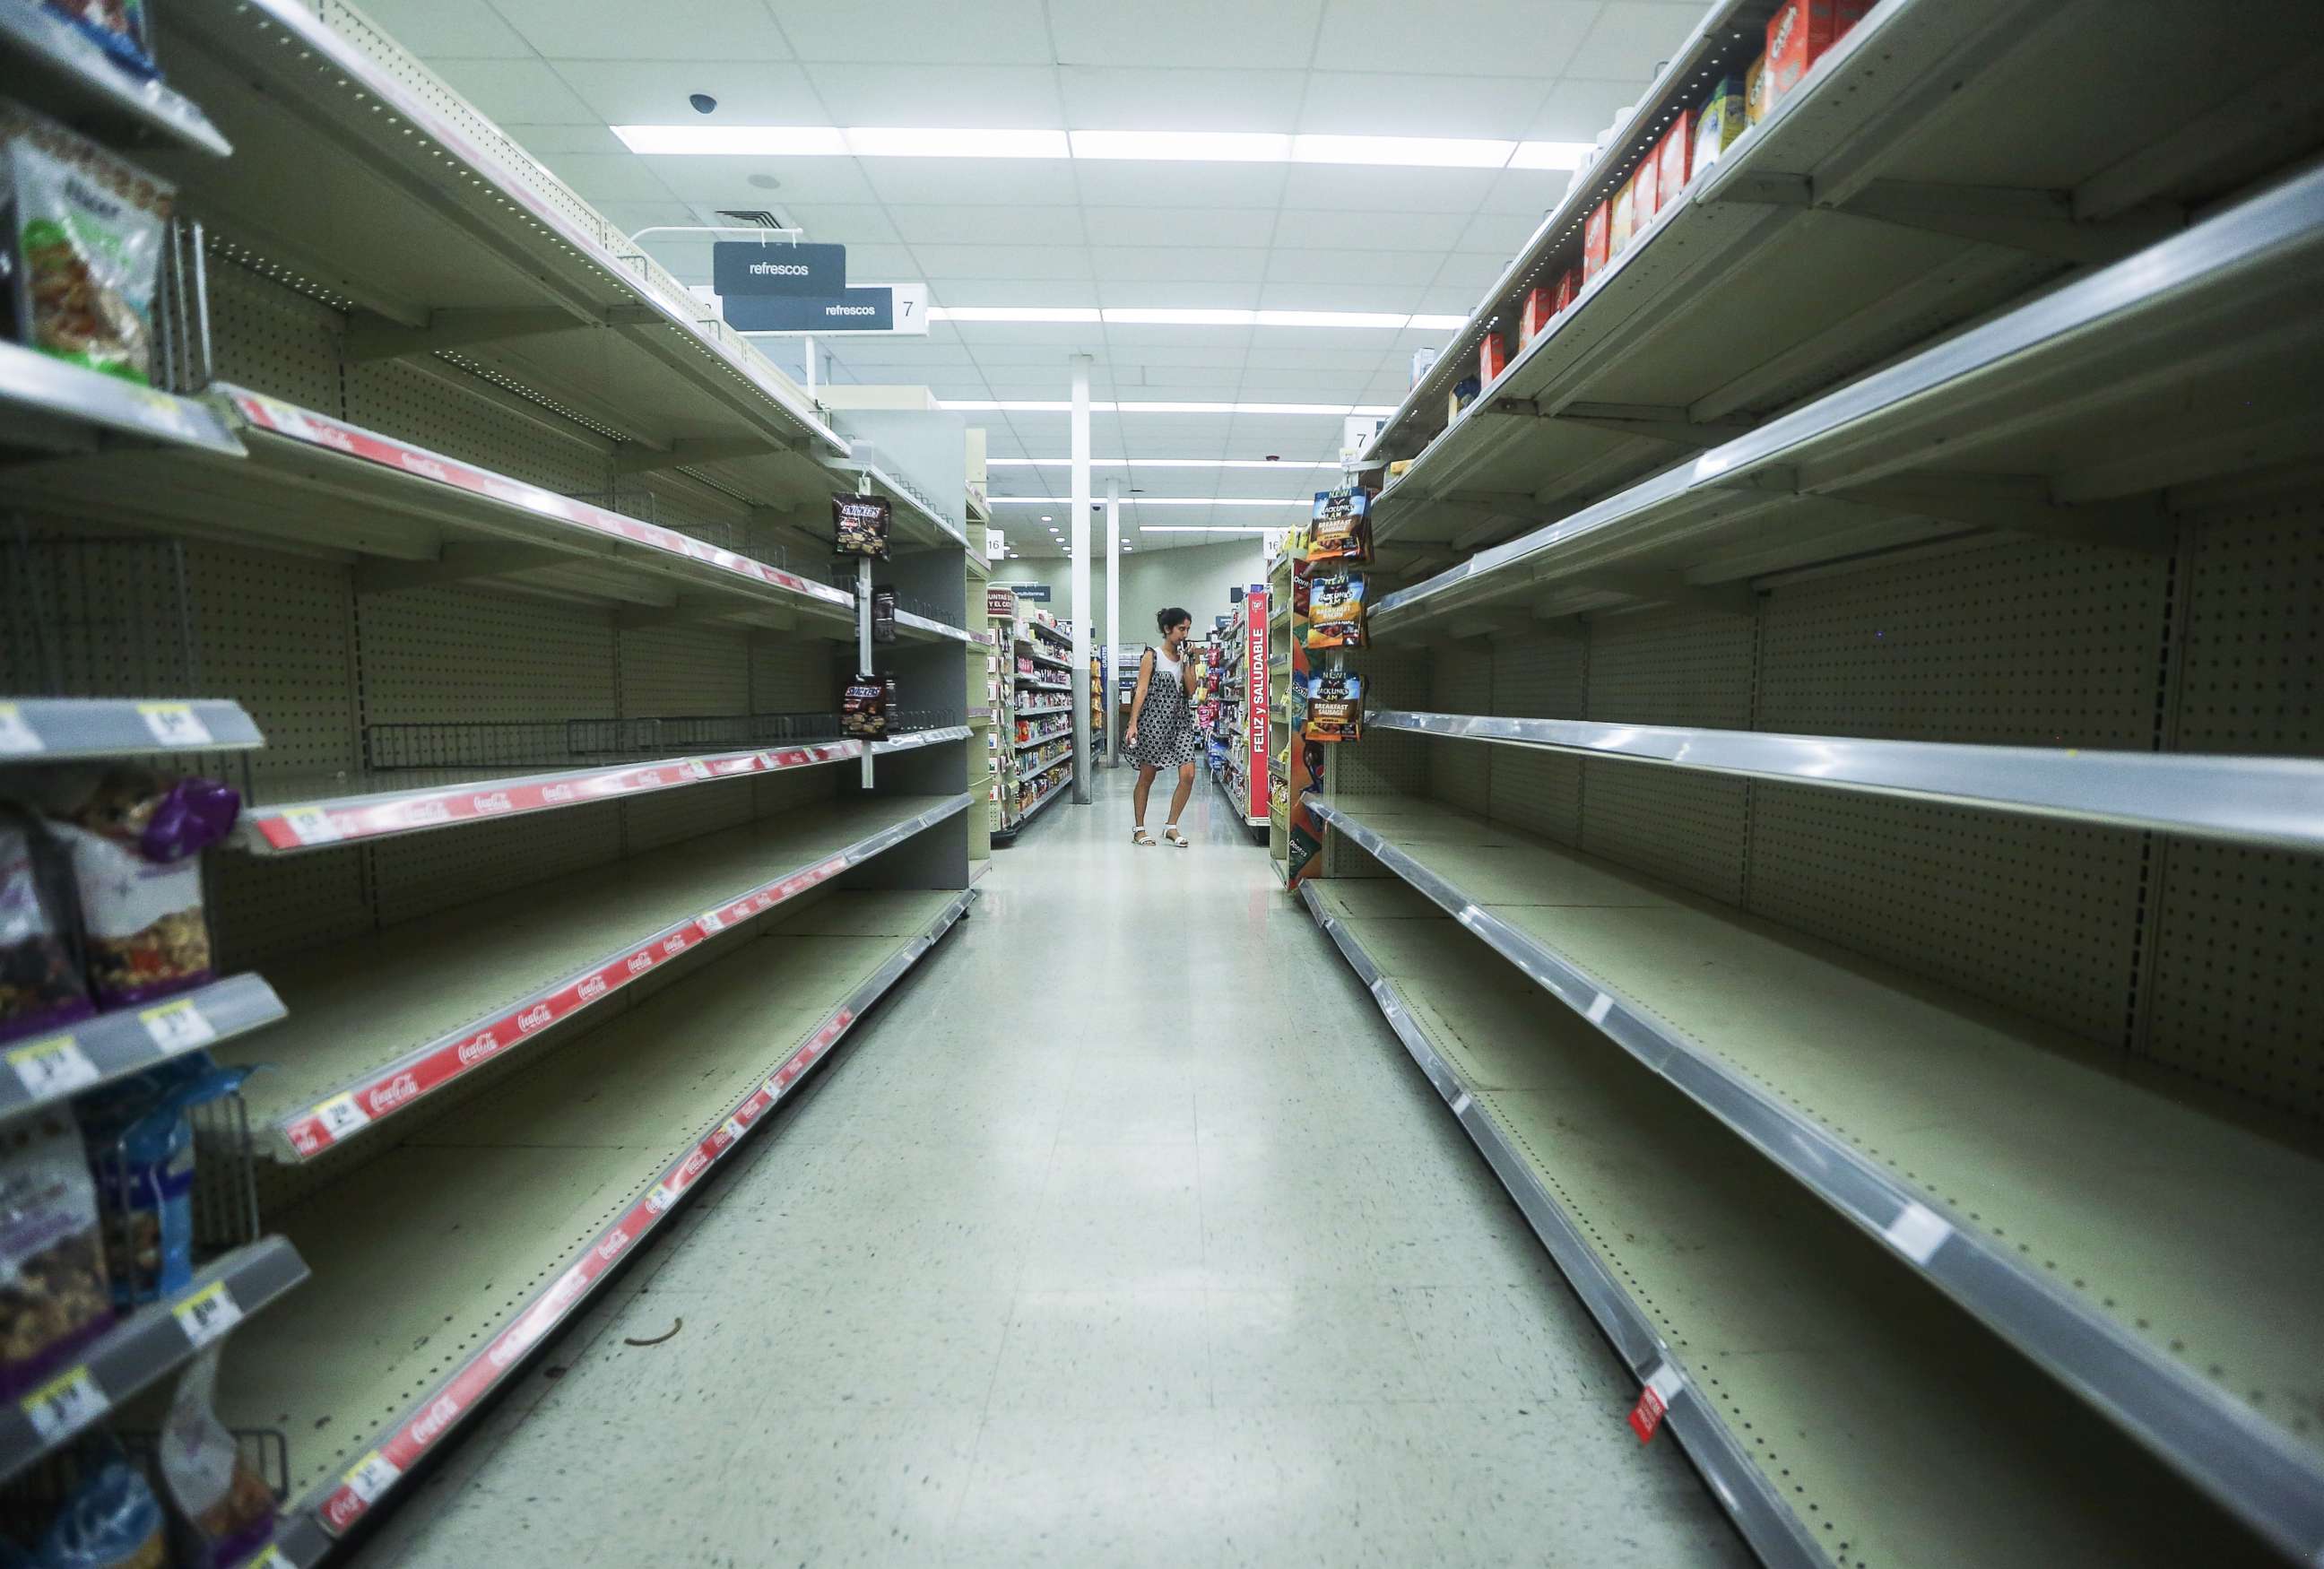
top-left (295, 890), bottom-right (975, 1553)
top-left (870, 725), bottom-right (970, 755)
top-left (226, 389), bottom-right (855, 616)
top-left (274, 794), bottom-right (970, 1161)
top-left (238, 742), bottom-right (863, 854)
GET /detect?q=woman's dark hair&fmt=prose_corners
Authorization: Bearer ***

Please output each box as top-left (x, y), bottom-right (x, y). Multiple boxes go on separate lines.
top-left (1156, 607), bottom-right (1191, 635)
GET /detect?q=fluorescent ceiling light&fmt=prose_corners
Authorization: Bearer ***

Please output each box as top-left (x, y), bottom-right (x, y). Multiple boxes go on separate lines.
top-left (843, 126), bottom-right (1069, 159)
top-left (1407, 313), bottom-right (1469, 330)
top-left (1292, 134), bottom-right (1513, 168)
top-left (994, 497), bottom-right (1307, 507)
top-left (988, 458), bottom-right (1340, 469)
top-left (1103, 308), bottom-right (1255, 326)
top-left (1138, 525), bottom-right (1288, 533)
top-left (940, 400), bottom-right (1392, 416)
top-left (611, 125), bottom-right (846, 155)
top-left (929, 306), bottom-right (1099, 323)
top-left (1509, 140), bottom-right (1594, 170)
top-left (1253, 309), bottom-right (1409, 329)
top-left (1071, 130), bottom-right (1290, 162)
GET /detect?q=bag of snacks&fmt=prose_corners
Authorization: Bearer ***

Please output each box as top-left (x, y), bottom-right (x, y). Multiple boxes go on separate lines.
top-left (1307, 488), bottom-right (1373, 565)
top-left (37, 0), bottom-right (160, 81)
top-left (160, 1347), bottom-right (279, 1569)
top-left (33, 1457), bottom-right (164, 1569)
top-left (871, 584), bottom-right (897, 645)
top-left (0, 103), bottom-right (175, 385)
top-left (82, 1058), bottom-right (250, 1305)
top-left (1305, 573), bottom-right (1367, 650)
top-left (1302, 668), bottom-right (1365, 743)
top-left (0, 1111), bottom-right (112, 1398)
top-left (50, 770), bottom-right (238, 1010)
top-left (0, 807), bottom-right (93, 1045)
top-left (831, 494), bottom-right (891, 559)
top-left (840, 673), bottom-right (888, 738)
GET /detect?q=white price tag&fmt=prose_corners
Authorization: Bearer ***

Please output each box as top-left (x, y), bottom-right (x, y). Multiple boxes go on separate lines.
top-left (135, 702), bottom-right (214, 748)
top-left (644, 1183), bottom-right (676, 1214)
top-left (315, 1094), bottom-right (370, 1139)
top-left (721, 1117), bottom-right (746, 1142)
top-left (172, 1280), bottom-right (245, 1348)
top-left (20, 1365), bottom-right (106, 1443)
top-left (140, 998), bottom-right (216, 1054)
top-left (342, 1450), bottom-right (401, 1504)
top-left (697, 909), bottom-right (725, 934)
top-left (280, 806), bottom-right (345, 845)
top-left (0, 704), bottom-right (41, 756)
top-left (7, 1036), bottom-right (100, 1100)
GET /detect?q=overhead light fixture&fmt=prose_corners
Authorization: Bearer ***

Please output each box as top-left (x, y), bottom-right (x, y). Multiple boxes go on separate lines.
top-left (1291, 134), bottom-right (1513, 168)
top-left (1407, 313), bottom-right (1469, 330)
top-left (1070, 129), bottom-right (1291, 162)
top-left (1253, 309), bottom-right (1409, 328)
top-left (845, 126), bottom-right (1069, 159)
top-left (930, 306), bottom-right (1459, 332)
top-left (614, 125), bottom-right (1609, 171)
top-left (1137, 525), bottom-right (1288, 533)
top-left (1039, 514), bottom-right (1053, 521)
top-left (929, 306), bottom-right (1099, 323)
top-left (1509, 141), bottom-right (1595, 170)
top-left (990, 458), bottom-right (1339, 470)
top-left (941, 400), bottom-right (1392, 415)
top-left (612, 125), bottom-right (846, 155)
top-left (1102, 308), bottom-right (1256, 326)
top-left (994, 497), bottom-right (1308, 507)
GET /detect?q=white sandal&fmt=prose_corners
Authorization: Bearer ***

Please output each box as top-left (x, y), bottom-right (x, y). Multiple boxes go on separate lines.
top-left (1163, 828), bottom-right (1190, 848)
top-left (1132, 828), bottom-right (1156, 847)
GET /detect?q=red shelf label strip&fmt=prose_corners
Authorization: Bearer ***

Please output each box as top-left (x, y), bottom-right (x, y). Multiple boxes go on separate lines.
top-left (231, 392), bottom-right (850, 609)
top-left (282, 850), bottom-right (854, 1157)
top-left (315, 1002), bottom-right (860, 1537)
top-left (250, 743), bottom-right (860, 849)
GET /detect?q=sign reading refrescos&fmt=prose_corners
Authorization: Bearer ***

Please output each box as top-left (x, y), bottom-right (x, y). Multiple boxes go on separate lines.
top-left (718, 283), bottom-right (928, 336)
top-left (712, 241), bottom-right (847, 297)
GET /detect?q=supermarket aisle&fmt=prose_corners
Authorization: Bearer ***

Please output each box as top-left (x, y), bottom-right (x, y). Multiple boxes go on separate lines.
top-left (360, 769), bottom-right (1750, 1567)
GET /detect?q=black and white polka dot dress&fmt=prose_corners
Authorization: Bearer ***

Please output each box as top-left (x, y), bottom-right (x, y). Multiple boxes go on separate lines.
top-left (1131, 645), bottom-right (1202, 769)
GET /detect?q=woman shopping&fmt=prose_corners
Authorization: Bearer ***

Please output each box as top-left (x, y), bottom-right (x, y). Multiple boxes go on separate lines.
top-left (1123, 606), bottom-right (1201, 847)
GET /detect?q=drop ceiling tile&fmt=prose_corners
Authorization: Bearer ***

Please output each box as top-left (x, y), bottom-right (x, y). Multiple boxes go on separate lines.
top-left (1099, 324), bottom-right (1259, 351)
top-left (497, 124), bottom-right (630, 156)
top-left (800, 64), bottom-right (1066, 126)
top-left (360, 0), bottom-right (531, 56)
top-left (830, 342), bottom-right (981, 369)
top-left (1106, 344), bottom-right (1258, 369)
top-left (1268, 208), bottom-right (1467, 251)
top-left (963, 342), bottom-right (1117, 367)
top-left (1431, 252), bottom-right (1519, 289)
top-left (861, 159), bottom-right (1082, 206)
top-left (536, 151), bottom-right (681, 203)
top-left (433, 58), bottom-right (603, 125)
top-left (767, 0), bottom-right (1053, 64)
top-left (1564, 2), bottom-right (1707, 80)
top-left (1296, 72), bottom-right (1557, 138)
top-left (1263, 247), bottom-right (1444, 285)
top-left (1129, 366), bottom-right (1253, 390)
top-left (1528, 76), bottom-right (1648, 139)
top-left (1277, 163), bottom-right (1496, 212)
top-left (1055, 65), bottom-right (1309, 133)
top-left (888, 205), bottom-right (1088, 247)
top-left (1082, 206), bottom-right (1279, 248)
top-left (1241, 345), bottom-right (1389, 371)
top-left (1311, 0), bottom-right (1597, 74)
top-left (1070, 160), bottom-right (1290, 211)
top-left (1089, 247), bottom-right (1270, 284)
top-left (1252, 281), bottom-right (1431, 313)
top-left (1454, 210), bottom-right (1550, 254)
top-left (592, 201), bottom-right (700, 237)
top-left (777, 204), bottom-right (905, 244)
top-left (945, 321), bottom-right (1107, 346)
top-left (1046, 0), bottom-right (1325, 68)
top-left (915, 244), bottom-right (1094, 282)
top-left (493, 0), bottom-right (791, 59)
top-left (937, 282), bottom-right (1104, 311)
top-left (1415, 283), bottom-right (1487, 315)
top-left (550, 62), bottom-right (819, 124)
top-left (651, 154), bottom-right (880, 204)
top-left (829, 244), bottom-right (923, 280)
top-left (1475, 165), bottom-right (1577, 213)
top-left (1093, 282), bottom-right (1267, 310)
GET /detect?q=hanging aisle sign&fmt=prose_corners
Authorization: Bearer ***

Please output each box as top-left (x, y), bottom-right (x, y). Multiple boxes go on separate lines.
top-left (712, 241), bottom-right (848, 296)
top-left (722, 283), bottom-right (929, 336)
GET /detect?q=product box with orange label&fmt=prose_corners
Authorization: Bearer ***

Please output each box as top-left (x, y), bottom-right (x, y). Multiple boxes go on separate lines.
top-left (1553, 265), bottom-right (1581, 315)
top-left (1479, 327), bottom-right (1512, 384)
top-left (1695, 78), bottom-right (1746, 169)
top-left (1519, 286), bottom-right (1557, 345)
top-left (1655, 110), bottom-right (1693, 207)
top-left (1745, 53), bottom-right (1770, 124)
top-left (1632, 143), bottom-right (1661, 222)
top-left (1609, 178), bottom-right (1635, 256)
top-left (1838, 0), bottom-right (1875, 33)
top-left (1765, 0), bottom-right (1846, 103)
top-left (1582, 201), bottom-right (1610, 282)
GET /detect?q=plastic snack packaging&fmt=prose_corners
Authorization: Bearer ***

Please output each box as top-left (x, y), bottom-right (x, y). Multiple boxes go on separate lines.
top-left (0, 1111), bottom-right (113, 1398)
top-left (0, 805), bottom-right (94, 1045)
top-left (840, 673), bottom-right (888, 738)
top-left (1301, 669), bottom-right (1364, 744)
top-left (81, 1058), bottom-right (251, 1306)
top-left (37, 0), bottom-right (160, 82)
top-left (33, 1456), bottom-right (164, 1569)
top-left (1307, 488), bottom-right (1373, 566)
top-left (160, 1347), bottom-right (281, 1569)
top-left (871, 584), bottom-right (897, 645)
top-left (831, 493), bottom-right (891, 559)
top-left (1305, 574), bottom-right (1367, 651)
top-left (51, 770), bottom-right (237, 1011)
top-left (0, 102), bottom-right (175, 385)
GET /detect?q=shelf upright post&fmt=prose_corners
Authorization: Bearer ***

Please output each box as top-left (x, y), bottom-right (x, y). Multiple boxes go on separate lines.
top-left (857, 472), bottom-right (875, 788)
top-left (1070, 353), bottom-right (1093, 804)
top-left (1105, 476), bottom-right (1121, 769)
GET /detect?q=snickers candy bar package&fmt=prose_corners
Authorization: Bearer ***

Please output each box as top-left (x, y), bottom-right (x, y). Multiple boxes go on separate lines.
top-left (1301, 668), bottom-right (1364, 743)
top-left (832, 493), bottom-right (892, 559)
top-left (871, 583), bottom-right (897, 645)
top-left (840, 672), bottom-right (889, 737)
top-left (1304, 573), bottom-right (1366, 650)
top-left (1307, 486), bottom-right (1373, 565)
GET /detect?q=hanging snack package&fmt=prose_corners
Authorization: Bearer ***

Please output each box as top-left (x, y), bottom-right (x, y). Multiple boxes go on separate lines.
top-left (1307, 487), bottom-right (1373, 566)
top-left (0, 1110), bottom-right (113, 1398)
top-left (831, 493), bottom-right (892, 559)
top-left (0, 806), bottom-right (93, 1046)
top-left (32, 1457), bottom-right (164, 1569)
top-left (0, 103), bottom-right (175, 385)
top-left (37, 0), bottom-right (160, 81)
top-left (82, 1060), bottom-right (250, 1306)
top-left (840, 673), bottom-right (888, 738)
top-left (160, 1346), bottom-right (281, 1569)
top-left (49, 771), bottom-right (237, 1010)
top-left (1302, 668), bottom-right (1365, 743)
top-left (871, 584), bottom-right (898, 645)
top-left (1305, 574), bottom-right (1367, 651)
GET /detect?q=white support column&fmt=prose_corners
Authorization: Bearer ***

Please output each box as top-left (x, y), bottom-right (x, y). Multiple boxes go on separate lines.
top-left (1104, 477), bottom-right (1121, 769)
top-left (1070, 354), bottom-right (1093, 805)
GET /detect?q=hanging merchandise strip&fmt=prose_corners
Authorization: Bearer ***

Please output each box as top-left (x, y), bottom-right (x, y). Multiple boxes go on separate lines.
top-left (276, 796), bottom-right (969, 1160)
top-left (293, 890), bottom-right (975, 1555)
top-left (239, 743), bottom-right (862, 853)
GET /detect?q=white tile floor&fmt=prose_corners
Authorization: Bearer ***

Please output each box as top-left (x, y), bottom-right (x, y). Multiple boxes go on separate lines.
top-left (354, 769), bottom-right (1754, 1567)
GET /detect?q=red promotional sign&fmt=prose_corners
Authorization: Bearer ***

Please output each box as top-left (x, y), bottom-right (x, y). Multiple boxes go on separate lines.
top-left (1244, 590), bottom-right (1269, 821)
